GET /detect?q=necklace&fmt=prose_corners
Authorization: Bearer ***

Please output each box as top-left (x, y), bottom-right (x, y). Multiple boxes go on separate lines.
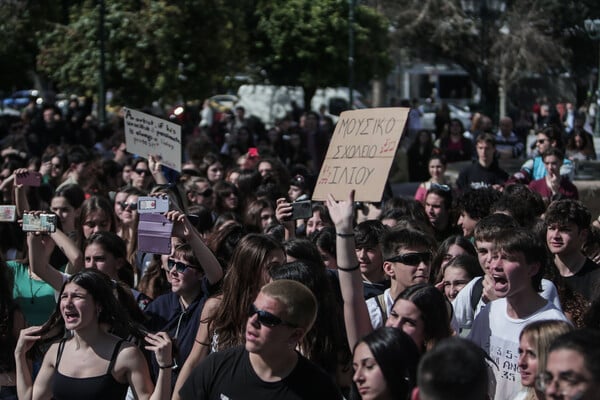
top-left (29, 270), bottom-right (44, 304)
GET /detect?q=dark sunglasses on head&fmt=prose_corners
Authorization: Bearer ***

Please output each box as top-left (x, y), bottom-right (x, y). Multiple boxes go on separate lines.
top-left (430, 183), bottom-right (451, 192)
top-left (167, 258), bottom-right (197, 273)
top-left (134, 169), bottom-right (149, 176)
top-left (248, 304), bottom-right (297, 328)
top-left (385, 251), bottom-right (432, 266)
top-left (119, 201), bottom-right (138, 210)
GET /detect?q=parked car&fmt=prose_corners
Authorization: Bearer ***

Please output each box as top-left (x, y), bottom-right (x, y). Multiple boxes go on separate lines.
top-left (2, 89), bottom-right (43, 109)
top-left (420, 103), bottom-right (472, 132)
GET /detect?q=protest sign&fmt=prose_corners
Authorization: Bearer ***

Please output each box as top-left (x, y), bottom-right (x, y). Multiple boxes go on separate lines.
top-left (123, 107), bottom-right (182, 172)
top-left (312, 107), bottom-right (408, 202)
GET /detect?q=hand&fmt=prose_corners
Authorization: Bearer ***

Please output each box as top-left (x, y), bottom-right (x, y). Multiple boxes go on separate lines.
top-left (15, 326), bottom-right (43, 356)
top-left (275, 198), bottom-right (293, 224)
top-left (547, 172), bottom-right (560, 193)
top-left (166, 210), bottom-right (191, 239)
top-left (148, 154), bottom-right (162, 175)
top-left (481, 274), bottom-right (498, 304)
top-left (145, 332), bottom-right (173, 368)
top-left (39, 161), bottom-right (51, 176)
top-left (325, 190), bottom-right (355, 232)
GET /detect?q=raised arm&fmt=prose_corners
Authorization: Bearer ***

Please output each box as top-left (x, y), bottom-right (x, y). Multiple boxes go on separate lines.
top-left (126, 332), bottom-right (172, 400)
top-left (325, 190), bottom-right (373, 349)
top-left (172, 296), bottom-right (221, 400)
top-left (49, 228), bottom-right (84, 274)
top-left (15, 327), bottom-right (56, 400)
top-left (167, 210), bottom-right (223, 284)
top-left (275, 198), bottom-right (295, 241)
top-left (148, 155), bottom-right (168, 186)
top-left (28, 233), bottom-right (66, 291)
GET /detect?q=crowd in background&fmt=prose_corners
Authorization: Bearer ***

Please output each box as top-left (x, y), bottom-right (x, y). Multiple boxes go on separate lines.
top-left (0, 94), bottom-right (599, 400)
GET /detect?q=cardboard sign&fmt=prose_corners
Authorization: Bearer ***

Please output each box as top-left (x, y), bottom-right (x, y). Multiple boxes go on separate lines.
top-left (312, 107), bottom-right (408, 202)
top-left (123, 107), bottom-right (182, 172)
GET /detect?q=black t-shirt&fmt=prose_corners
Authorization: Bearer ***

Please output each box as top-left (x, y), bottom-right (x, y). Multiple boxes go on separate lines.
top-left (179, 346), bottom-right (342, 400)
top-left (564, 258), bottom-right (600, 301)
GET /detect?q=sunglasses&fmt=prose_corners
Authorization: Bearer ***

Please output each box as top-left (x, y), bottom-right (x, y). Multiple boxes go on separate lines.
top-left (134, 169), bottom-right (149, 176)
top-left (51, 163), bottom-right (62, 169)
top-left (119, 201), bottom-right (138, 210)
top-left (536, 139), bottom-right (548, 144)
top-left (167, 258), bottom-right (197, 274)
top-left (430, 183), bottom-right (451, 192)
top-left (385, 251), bottom-right (432, 266)
top-left (195, 188), bottom-right (213, 197)
top-left (248, 304), bottom-right (297, 328)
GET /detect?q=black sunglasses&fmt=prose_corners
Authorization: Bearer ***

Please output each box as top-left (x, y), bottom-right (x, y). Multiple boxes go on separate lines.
top-left (195, 188), bottom-right (213, 197)
top-left (167, 258), bottom-right (197, 274)
top-left (385, 251), bottom-right (432, 266)
top-left (119, 201), bottom-right (138, 210)
top-left (248, 304), bottom-right (297, 328)
top-left (134, 169), bottom-right (149, 176)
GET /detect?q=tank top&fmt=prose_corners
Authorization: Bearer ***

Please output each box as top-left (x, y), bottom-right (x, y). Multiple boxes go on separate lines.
top-left (52, 339), bottom-right (128, 400)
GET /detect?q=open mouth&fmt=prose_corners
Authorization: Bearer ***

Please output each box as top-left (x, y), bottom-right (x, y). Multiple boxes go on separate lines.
top-left (492, 275), bottom-right (508, 292)
top-left (63, 311), bottom-right (79, 323)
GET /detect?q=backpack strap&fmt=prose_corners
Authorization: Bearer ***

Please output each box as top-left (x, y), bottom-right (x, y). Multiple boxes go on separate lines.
top-left (470, 277), bottom-right (484, 313)
top-left (375, 293), bottom-right (388, 325)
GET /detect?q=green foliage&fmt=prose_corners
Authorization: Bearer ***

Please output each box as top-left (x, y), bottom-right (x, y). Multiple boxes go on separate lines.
top-left (36, 0), bottom-right (245, 107)
top-left (253, 0), bottom-right (391, 92)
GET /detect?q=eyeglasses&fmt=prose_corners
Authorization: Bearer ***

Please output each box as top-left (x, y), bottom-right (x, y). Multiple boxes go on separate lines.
top-left (248, 303), bottom-right (297, 328)
top-left (195, 188), bottom-right (213, 197)
top-left (536, 139), bottom-right (548, 144)
top-left (119, 201), bottom-right (138, 210)
top-left (385, 251), bottom-right (432, 266)
top-left (51, 163), bottom-right (62, 169)
top-left (535, 371), bottom-right (589, 394)
top-left (430, 183), bottom-right (451, 192)
top-left (134, 169), bottom-right (149, 176)
top-left (167, 258), bottom-right (198, 274)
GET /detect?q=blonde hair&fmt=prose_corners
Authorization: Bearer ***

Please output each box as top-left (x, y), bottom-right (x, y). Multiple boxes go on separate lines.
top-left (519, 320), bottom-right (573, 399)
top-left (260, 279), bottom-right (317, 332)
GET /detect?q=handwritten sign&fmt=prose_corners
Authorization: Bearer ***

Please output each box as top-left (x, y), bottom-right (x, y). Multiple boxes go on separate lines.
top-left (312, 107), bottom-right (408, 202)
top-left (123, 107), bottom-right (182, 172)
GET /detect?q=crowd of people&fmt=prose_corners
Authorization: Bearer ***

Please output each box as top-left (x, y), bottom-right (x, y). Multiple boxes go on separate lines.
top-left (0, 95), bottom-right (599, 400)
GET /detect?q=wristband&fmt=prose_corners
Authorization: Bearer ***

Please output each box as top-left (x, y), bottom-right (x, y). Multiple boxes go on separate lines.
top-left (337, 264), bottom-right (360, 272)
top-left (336, 232), bottom-right (355, 238)
top-left (159, 363), bottom-right (175, 369)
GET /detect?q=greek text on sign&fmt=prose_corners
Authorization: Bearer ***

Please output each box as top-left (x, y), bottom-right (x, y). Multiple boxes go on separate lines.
top-left (123, 107), bottom-right (182, 172)
top-left (312, 108), bottom-right (408, 202)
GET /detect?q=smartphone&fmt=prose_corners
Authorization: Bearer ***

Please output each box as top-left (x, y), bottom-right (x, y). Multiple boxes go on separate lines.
top-left (291, 200), bottom-right (312, 220)
top-left (137, 196), bottom-right (169, 214)
top-left (0, 205), bottom-right (16, 222)
top-left (15, 171), bottom-right (42, 187)
top-left (22, 213), bottom-right (57, 233)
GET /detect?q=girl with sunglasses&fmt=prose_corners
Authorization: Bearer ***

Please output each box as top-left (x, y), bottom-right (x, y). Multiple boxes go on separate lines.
top-left (142, 210), bottom-right (222, 387)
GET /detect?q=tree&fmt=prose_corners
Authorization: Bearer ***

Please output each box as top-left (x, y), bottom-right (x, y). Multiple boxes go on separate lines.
top-left (0, 1), bottom-right (63, 94)
top-left (252, 0), bottom-right (391, 108)
top-left (36, 0), bottom-right (245, 107)
top-left (379, 0), bottom-right (577, 118)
